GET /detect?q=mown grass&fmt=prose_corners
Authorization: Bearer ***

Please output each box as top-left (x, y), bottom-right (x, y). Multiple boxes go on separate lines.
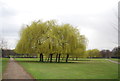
top-left (2, 58), bottom-right (9, 73)
top-left (110, 58), bottom-right (120, 62)
top-left (15, 58), bottom-right (118, 79)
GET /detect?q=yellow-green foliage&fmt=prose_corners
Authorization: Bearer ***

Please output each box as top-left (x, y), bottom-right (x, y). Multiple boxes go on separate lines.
top-left (86, 49), bottom-right (101, 58)
top-left (15, 20), bottom-right (87, 57)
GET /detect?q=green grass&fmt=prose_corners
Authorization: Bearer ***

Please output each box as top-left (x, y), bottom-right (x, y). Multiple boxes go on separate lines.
top-left (2, 58), bottom-right (9, 73)
top-left (0, 58), bottom-right (9, 80)
top-left (110, 58), bottom-right (120, 62)
top-left (15, 58), bottom-right (118, 79)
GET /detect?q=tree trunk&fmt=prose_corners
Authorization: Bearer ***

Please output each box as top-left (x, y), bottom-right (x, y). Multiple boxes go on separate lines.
top-left (56, 54), bottom-right (58, 62)
top-left (39, 53), bottom-right (42, 62)
top-left (39, 54), bottom-right (41, 62)
top-left (50, 54), bottom-right (53, 63)
top-left (41, 54), bottom-right (43, 62)
top-left (66, 54), bottom-right (69, 62)
top-left (47, 56), bottom-right (49, 62)
top-left (58, 54), bottom-right (61, 63)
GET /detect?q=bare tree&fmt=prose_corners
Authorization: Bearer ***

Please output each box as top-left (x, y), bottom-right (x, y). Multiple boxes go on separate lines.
top-left (0, 38), bottom-right (8, 49)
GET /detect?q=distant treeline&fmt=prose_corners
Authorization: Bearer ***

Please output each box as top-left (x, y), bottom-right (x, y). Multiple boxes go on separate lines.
top-left (2, 46), bottom-right (120, 59)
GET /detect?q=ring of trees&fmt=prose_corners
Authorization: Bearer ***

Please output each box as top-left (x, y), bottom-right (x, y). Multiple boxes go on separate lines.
top-left (14, 20), bottom-right (87, 63)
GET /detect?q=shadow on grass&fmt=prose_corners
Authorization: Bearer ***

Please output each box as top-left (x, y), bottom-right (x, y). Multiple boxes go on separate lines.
top-left (16, 60), bottom-right (94, 64)
top-left (69, 59), bottom-right (91, 61)
top-left (17, 61), bottom-right (76, 63)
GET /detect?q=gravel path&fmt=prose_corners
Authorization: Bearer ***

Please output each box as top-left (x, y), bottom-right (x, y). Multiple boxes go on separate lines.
top-left (106, 59), bottom-right (120, 64)
top-left (3, 58), bottom-right (34, 79)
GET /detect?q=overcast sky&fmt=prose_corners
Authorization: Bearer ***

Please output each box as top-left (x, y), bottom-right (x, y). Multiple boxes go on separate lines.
top-left (0, 0), bottom-right (119, 50)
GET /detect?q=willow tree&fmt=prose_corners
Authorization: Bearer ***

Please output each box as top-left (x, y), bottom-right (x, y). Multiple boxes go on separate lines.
top-left (15, 27), bottom-right (33, 54)
top-left (86, 49), bottom-right (100, 58)
top-left (51, 24), bottom-right (87, 62)
top-left (60, 24), bottom-right (78, 62)
top-left (73, 35), bottom-right (87, 59)
top-left (15, 21), bottom-right (44, 59)
top-left (15, 20), bottom-right (87, 63)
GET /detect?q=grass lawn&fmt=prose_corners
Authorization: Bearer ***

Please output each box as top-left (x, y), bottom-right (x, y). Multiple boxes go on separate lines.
top-left (15, 58), bottom-right (118, 79)
top-left (110, 58), bottom-right (120, 62)
top-left (2, 58), bottom-right (9, 73)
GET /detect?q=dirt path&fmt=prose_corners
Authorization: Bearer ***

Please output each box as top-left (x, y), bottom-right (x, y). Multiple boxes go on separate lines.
top-left (106, 59), bottom-right (120, 64)
top-left (3, 58), bottom-right (34, 79)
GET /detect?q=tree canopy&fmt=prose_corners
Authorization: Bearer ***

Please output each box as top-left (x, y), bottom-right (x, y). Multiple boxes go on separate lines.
top-left (86, 49), bottom-right (100, 58)
top-left (15, 20), bottom-right (87, 62)
top-left (112, 46), bottom-right (120, 58)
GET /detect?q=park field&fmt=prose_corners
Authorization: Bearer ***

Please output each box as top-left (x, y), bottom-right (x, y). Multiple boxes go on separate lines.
top-left (110, 58), bottom-right (120, 62)
top-left (0, 58), bottom-right (9, 80)
top-left (15, 58), bottom-right (118, 79)
top-left (2, 58), bottom-right (9, 73)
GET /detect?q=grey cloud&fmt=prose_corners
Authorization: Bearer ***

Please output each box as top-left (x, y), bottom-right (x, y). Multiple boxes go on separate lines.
top-left (2, 24), bottom-right (20, 37)
top-left (0, 1), bottom-right (17, 17)
top-left (55, 12), bottom-right (118, 50)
